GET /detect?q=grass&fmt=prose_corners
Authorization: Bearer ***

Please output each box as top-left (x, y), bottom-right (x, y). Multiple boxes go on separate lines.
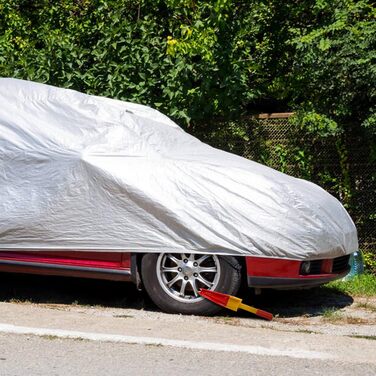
top-left (325, 274), bottom-right (376, 297)
top-left (321, 307), bottom-right (343, 322)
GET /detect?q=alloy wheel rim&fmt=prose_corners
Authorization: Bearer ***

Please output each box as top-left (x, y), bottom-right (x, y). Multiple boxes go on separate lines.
top-left (156, 253), bottom-right (221, 303)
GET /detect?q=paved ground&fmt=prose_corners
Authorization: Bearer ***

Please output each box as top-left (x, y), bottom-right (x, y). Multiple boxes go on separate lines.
top-left (0, 273), bottom-right (375, 375)
top-left (1, 333), bottom-right (375, 376)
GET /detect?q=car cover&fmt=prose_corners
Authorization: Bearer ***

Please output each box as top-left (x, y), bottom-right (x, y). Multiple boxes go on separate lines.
top-left (0, 78), bottom-right (358, 260)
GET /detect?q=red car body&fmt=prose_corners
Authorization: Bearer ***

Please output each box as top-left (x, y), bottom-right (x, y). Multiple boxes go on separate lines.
top-left (0, 250), bottom-right (350, 289)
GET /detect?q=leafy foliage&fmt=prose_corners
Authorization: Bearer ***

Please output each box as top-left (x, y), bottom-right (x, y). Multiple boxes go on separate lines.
top-left (0, 0), bottom-right (375, 268)
top-left (0, 0), bottom-right (260, 125)
top-left (285, 1), bottom-right (376, 127)
top-left (0, 1), bottom-right (374, 128)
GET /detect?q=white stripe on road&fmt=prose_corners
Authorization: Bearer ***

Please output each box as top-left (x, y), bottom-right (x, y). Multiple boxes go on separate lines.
top-left (0, 323), bottom-right (332, 360)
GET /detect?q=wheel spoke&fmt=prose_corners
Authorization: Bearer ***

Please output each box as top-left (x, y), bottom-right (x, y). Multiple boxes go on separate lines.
top-left (167, 275), bottom-right (182, 287)
top-left (197, 275), bottom-right (213, 288)
top-left (167, 254), bottom-right (180, 265)
top-left (179, 280), bottom-right (188, 297)
top-left (198, 267), bottom-right (217, 273)
top-left (196, 255), bottom-right (210, 265)
top-left (162, 267), bottom-right (179, 273)
top-left (190, 279), bottom-right (199, 297)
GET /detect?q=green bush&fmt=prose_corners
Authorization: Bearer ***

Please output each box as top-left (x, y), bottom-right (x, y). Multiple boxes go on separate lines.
top-left (363, 250), bottom-right (376, 275)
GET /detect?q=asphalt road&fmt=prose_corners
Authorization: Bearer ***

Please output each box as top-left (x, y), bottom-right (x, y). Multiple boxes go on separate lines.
top-left (0, 333), bottom-right (375, 376)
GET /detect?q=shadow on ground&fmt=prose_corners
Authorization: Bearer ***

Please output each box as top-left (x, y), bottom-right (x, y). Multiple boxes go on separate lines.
top-left (0, 272), bottom-right (353, 318)
top-left (244, 287), bottom-right (354, 318)
top-left (0, 272), bottom-right (150, 310)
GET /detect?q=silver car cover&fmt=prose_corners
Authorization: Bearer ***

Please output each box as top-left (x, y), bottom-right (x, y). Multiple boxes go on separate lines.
top-left (0, 78), bottom-right (358, 260)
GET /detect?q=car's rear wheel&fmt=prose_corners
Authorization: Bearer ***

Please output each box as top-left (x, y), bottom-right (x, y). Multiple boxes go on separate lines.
top-left (141, 253), bottom-right (242, 315)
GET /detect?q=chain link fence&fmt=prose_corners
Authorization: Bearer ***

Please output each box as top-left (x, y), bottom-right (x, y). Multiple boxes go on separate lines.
top-left (194, 114), bottom-right (375, 261)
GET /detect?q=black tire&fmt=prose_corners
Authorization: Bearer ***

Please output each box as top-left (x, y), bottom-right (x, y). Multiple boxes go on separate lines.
top-left (141, 253), bottom-right (242, 315)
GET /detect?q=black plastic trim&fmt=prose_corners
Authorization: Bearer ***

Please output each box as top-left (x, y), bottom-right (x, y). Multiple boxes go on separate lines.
top-left (247, 267), bottom-right (350, 289)
top-left (130, 254), bottom-right (143, 290)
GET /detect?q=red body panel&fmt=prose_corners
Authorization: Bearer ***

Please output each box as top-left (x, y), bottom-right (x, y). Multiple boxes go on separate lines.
top-left (245, 256), bottom-right (341, 279)
top-left (0, 251), bottom-right (348, 288)
top-left (0, 251), bottom-right (132, 281)
top-left (246, 257), bottom-right (301, 278)
top-left (0, 251), bottom-right (130, 269)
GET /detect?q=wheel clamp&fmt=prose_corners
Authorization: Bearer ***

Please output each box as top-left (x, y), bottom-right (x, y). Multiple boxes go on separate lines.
top-left (199, 288), bottom-right (273, 320)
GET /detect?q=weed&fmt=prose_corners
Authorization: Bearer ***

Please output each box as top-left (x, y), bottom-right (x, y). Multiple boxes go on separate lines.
top-left (145, 343), bottom-right (163, 347)
top-left (321, 307), bottom-right (370, 324)
top-left (349, 335), bottom-right (376, 341)
top-left (113, 314), bottom-right (134, 319)
top-left (296, 329), bottom-right (316, 334)
top-left (41, 335), bottom-right (60, 341)
top-left (355, 302), bottom-right (376, 312)
top-left (321, 307), bottom-right (343, 322)
top-left (345, 316), bottom-right (369, 325)
top-left (8, 298), bottom-right (32, 304)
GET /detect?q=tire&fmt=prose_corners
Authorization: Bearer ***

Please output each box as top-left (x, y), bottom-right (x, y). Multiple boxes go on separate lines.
top-left (141, 253), bottom-right (242, 315)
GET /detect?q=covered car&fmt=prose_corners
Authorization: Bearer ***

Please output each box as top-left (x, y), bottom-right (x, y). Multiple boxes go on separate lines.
top-left (0, 79), bottom-right (358, 314)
